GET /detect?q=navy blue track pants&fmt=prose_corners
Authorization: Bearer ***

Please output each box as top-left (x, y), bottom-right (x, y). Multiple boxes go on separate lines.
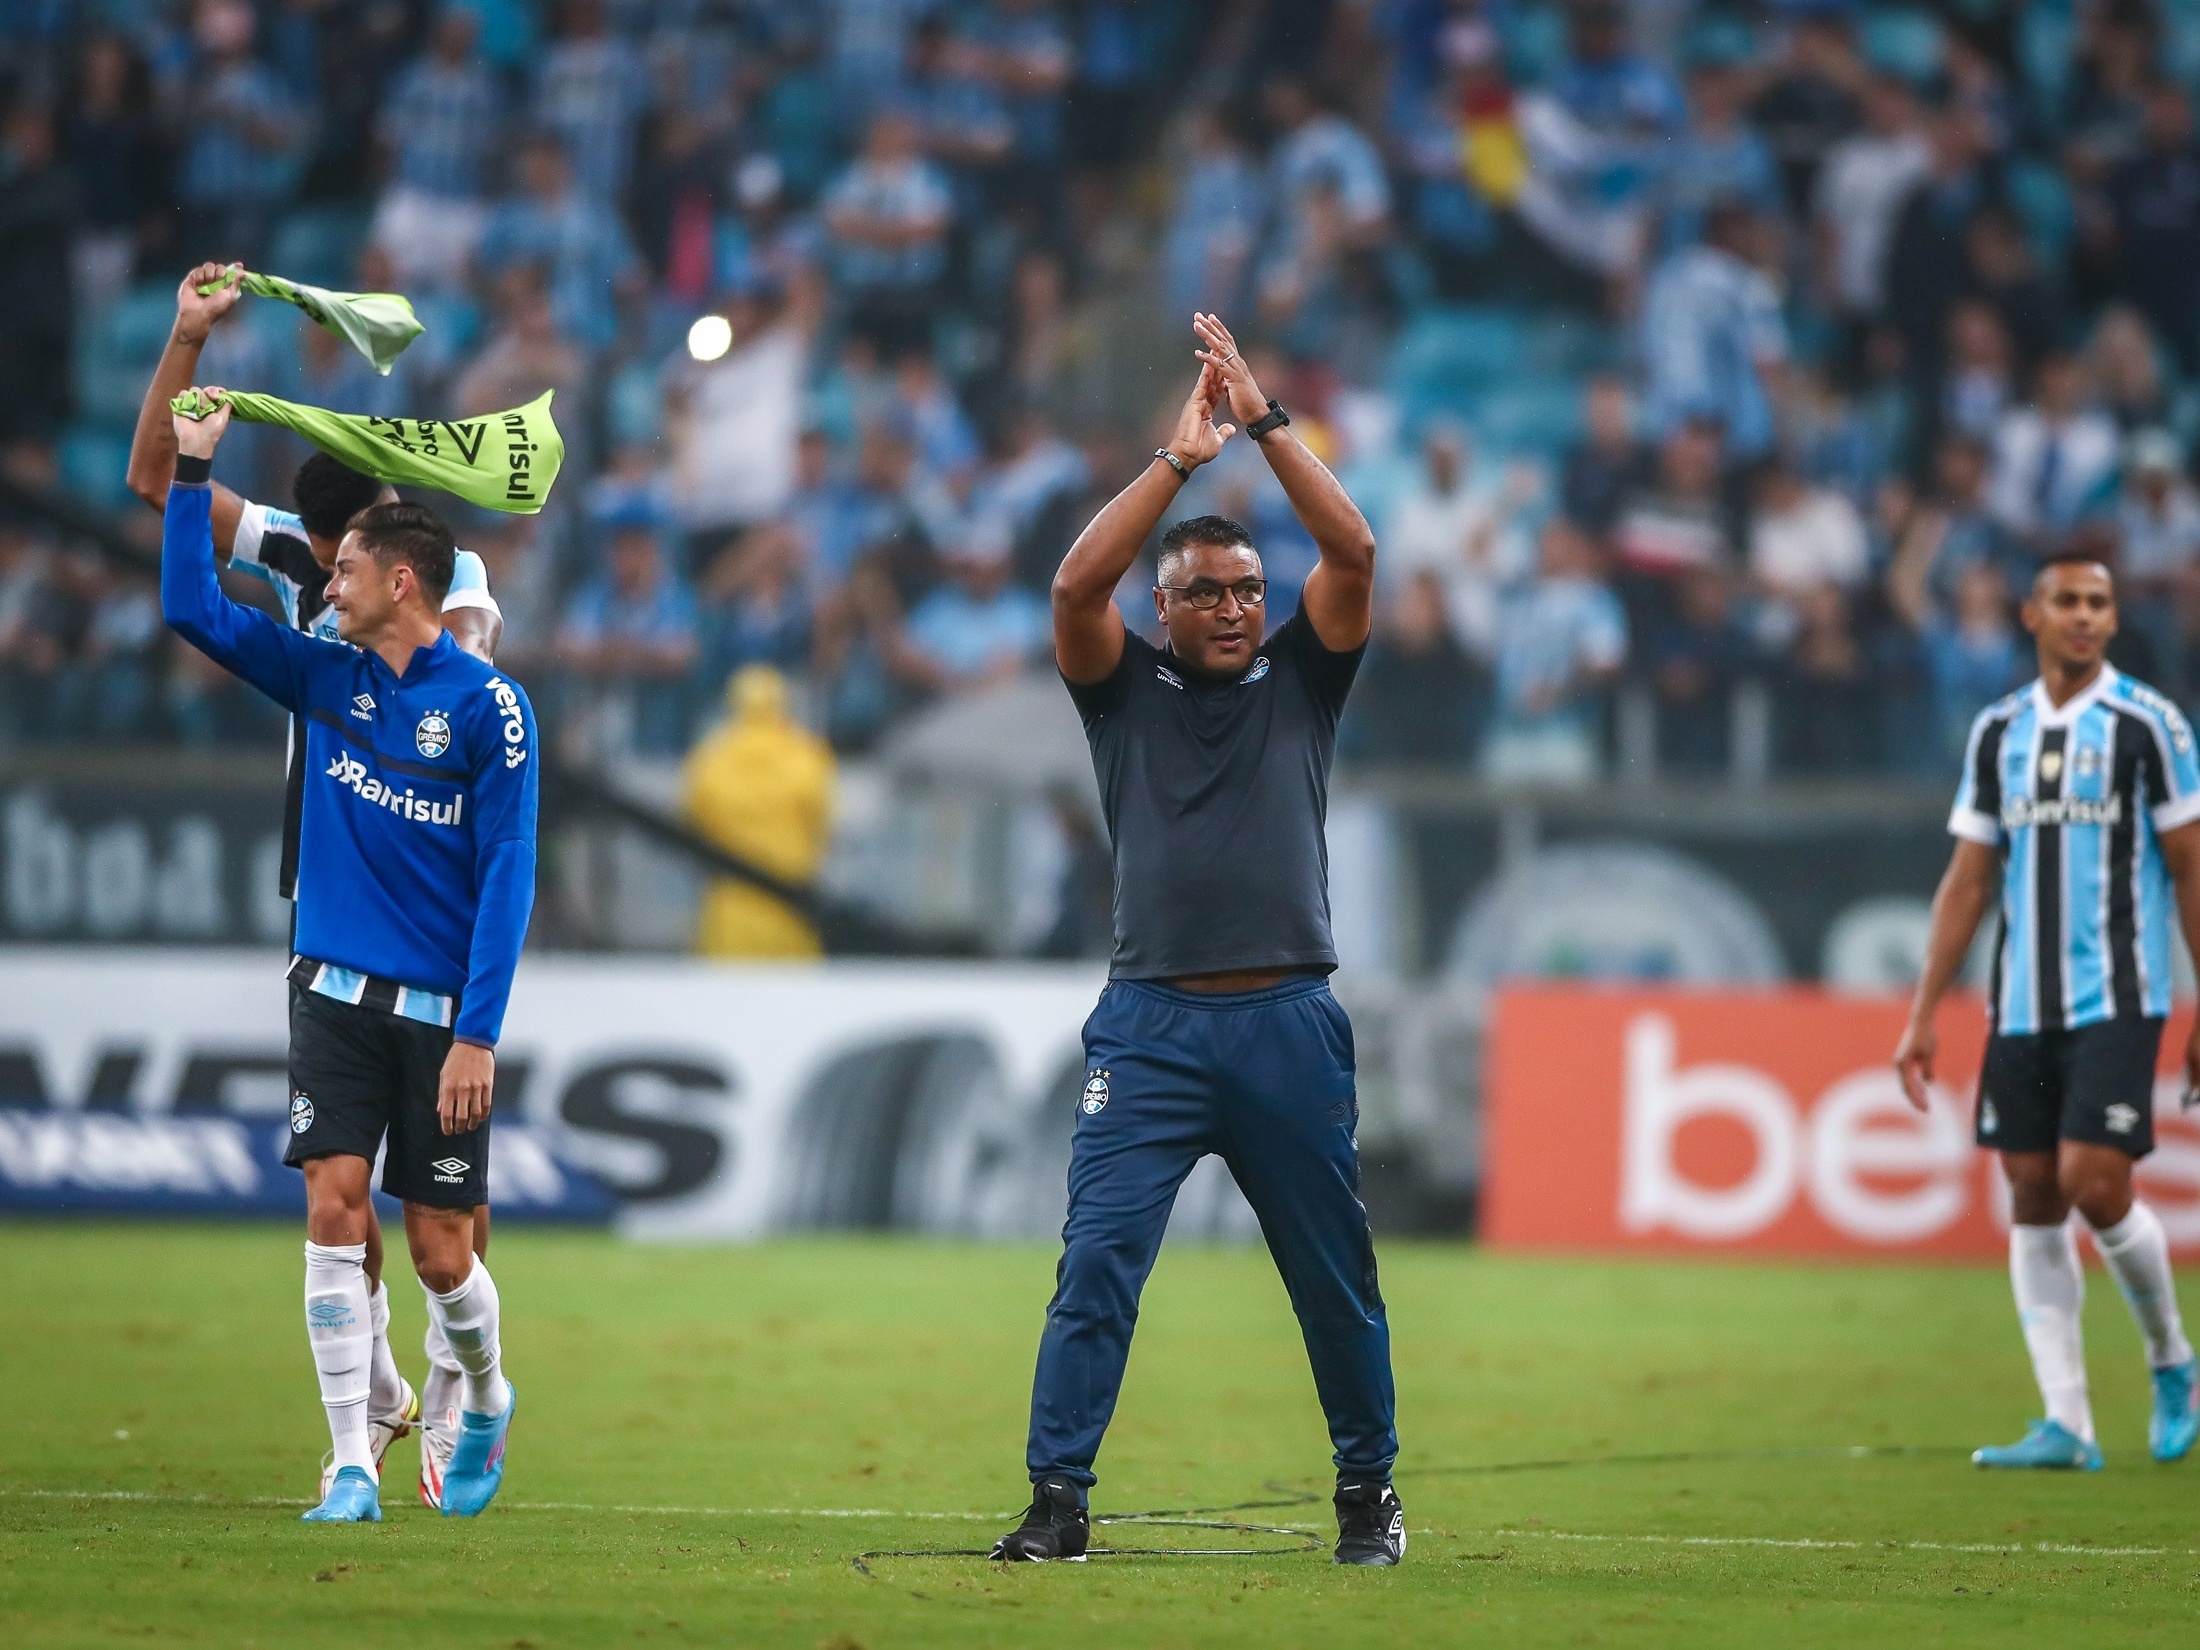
top-left (1024, 975), bottom-right (1398, 1491)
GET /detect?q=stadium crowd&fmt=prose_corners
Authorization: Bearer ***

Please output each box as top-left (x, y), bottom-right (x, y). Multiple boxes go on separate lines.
top-left (4, 0), bottom-right (2200, 784)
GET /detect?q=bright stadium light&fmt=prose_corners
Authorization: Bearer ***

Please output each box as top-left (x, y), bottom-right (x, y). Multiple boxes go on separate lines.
top-left (687, 314), bottom-right (732, 362)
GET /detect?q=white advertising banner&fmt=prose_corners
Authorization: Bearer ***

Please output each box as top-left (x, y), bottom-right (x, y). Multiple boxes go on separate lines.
top-left (0, 951), bottom-right (1262, 1240)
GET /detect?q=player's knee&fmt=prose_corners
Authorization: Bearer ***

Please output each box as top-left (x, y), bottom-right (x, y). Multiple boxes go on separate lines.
top-left (405, 1206), bottom-right (478, 1294)
top-left (2059, 1164), bottom-right (2133, 1229)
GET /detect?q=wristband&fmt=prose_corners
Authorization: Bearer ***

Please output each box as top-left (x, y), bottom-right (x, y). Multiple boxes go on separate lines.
top-left (175, 454), bottom-right (213, 485)
top-left (1246, 399), bottom-right (1291, 441)
top-left (1154, 447), bottom-right (1190, 479)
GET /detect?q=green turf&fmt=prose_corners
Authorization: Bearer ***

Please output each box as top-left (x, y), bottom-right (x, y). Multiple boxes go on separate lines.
top-left (3, 1224), bottom-right (2197, 1647)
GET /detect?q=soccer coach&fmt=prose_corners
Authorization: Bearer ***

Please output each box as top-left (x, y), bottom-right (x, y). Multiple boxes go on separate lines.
top-left (163, 391), bottom-right (537, 1524)
top-left (992, 314), bottom-right (1402, 1566)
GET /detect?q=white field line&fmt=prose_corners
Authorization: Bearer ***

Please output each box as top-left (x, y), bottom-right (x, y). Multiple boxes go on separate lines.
top-left (1490, 1527), bottom-right (2188, 1558)
top-left (2, 1490), bottom-right (2183, 1557)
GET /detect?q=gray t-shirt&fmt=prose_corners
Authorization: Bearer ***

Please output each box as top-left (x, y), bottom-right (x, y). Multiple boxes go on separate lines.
top-left (1065, 611), bottom-right (1364, 980)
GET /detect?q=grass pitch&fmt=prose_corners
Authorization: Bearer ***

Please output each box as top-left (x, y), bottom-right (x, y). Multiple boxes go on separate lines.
top-left (3, 1225), bottom-right (2197, 1647)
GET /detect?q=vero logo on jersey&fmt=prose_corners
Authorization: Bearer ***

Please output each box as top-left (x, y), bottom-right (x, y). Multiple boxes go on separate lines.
top-left (485, 677), bottom-right (528, 769)
top-left (324, 752), bottom-right (465, 826)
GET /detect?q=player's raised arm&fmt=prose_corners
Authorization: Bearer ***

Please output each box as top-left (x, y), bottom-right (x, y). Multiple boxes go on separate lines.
top-left (127, 263), bottom-right (249, 557)
top-left (1193, 312), bottom-right (1375, 652)
top-left (1052, 365), bottom-right (1235, 684)
top-left (162, 390), bottom-right (314, 711)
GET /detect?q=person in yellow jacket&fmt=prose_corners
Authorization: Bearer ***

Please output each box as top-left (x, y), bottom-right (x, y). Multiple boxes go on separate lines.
top-left (681, 665), bottom-right (834, 957)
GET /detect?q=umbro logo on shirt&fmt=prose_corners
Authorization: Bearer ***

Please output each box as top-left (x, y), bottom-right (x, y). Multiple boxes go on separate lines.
top-left (350, 693), bottom-right (375, 721)
top-left (1156, 666), bottom-right (1184, 690)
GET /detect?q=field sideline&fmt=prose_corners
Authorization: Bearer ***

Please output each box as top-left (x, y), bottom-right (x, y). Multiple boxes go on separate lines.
top-left (3, 1224), bottom-right (2196, 1647)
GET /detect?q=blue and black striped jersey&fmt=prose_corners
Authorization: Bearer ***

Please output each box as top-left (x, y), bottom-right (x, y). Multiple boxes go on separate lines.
top-left (1951, 666), bottom-right (2200, 1034)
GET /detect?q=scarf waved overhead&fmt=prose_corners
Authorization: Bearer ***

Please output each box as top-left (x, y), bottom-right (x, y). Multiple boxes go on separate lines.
top-left (196, 268), bottom-right (425, 375)
top-left (171, 388), bottom-right (564, 514)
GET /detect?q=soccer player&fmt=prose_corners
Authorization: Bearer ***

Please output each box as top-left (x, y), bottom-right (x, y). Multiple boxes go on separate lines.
top-left (990, 314), bottom-right (1402, 1566)
top-left (163, 390), bottom-right (538, 1522)
top-left (126, 264), bottom-right (504, 1504)
top-left (1897, 552), bottom-right (2200, 1470)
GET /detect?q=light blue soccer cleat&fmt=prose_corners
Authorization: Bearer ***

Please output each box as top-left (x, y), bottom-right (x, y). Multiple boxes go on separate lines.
top-left (2149, 1359), bottom-right (2199, 1463)
top-left (439, 1385), bottom-right (515, 1518)
top-left (1972, 1419), bottom-right (2104, 1472)
top-left (301, 1464), bottom-right (382, 1522)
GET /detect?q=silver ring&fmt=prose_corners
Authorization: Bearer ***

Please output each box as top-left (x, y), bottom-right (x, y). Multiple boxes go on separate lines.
top-left (1220, 350), bottom-right (1237, 364)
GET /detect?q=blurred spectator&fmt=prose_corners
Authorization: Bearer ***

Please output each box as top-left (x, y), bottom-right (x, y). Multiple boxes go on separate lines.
top-left (892, 353), bottom-right (982, 484)
top-left (1382, 422), bottom-right (1536, 662)
top-left (1884, 106), bottom-right (1997, 413)
top-left (893, 546), bottom-right (1048, 694)
top-left (694, 522), bottom-right (814, 704)
top-left (478, 133), bottom-right (645, 354)
top-left (2102, 82), bottom-right (2200, 376)
top-left (63, 34), bottom-right (164, 317)
top-left (55, 562), bottom-right (160, 738)
top-left (1166, 106), bottom-right (1264, 320)
top-left (0, 524), bottom-right (63, 739)
top-left (1640, 200), bottom-right (1788, 463)
top-left (1749, 460), bottom-right (1869, 606)
top-left (1661, 53), bottom-right (1781, 254)
top-left (532, 0), bottom-right (653, 203)
top-left (1888, 432), bottom-right (2032, 626)
top-left (2118, 427), bottom-right (2200, 679)
top-left (1777, 584), bottom-right (1874, 774)
top-left (1343, 569), bottom-right (1484, 767)
top-left (2090, 306), bottom-right (2176, 432)
top-left (1645, 564), bottom-right (1749, 776)
top-left (1924, 560), bottom-right (2025, 764)
top-left (1560, 376), bottom-right (1649, 539)
top-left (0, 103), bottom-right (75, 451)
top-left (1749, 8), bottom-right (1863, 213)
top-left (2063, 1), bottom-right (2156, 183)
top-left (1964, 205), bottom-right (2060, 376)
top-left (826, 108), bottom-right (953, 359)
top-left (1035, 786), bottom-right (1114, 959)
top-left (1262, 75), bottom-right (1392, 254)
top-left (1815, 72), bottom-right (1928, 359)
top-left (453, 265), bottom-right (586, 416)
top-left (555, 512), bottom-right (700, 756)
top-left (1483, 518), bottom-right (1627, 786)
top-left (371, 7), bottom-right (503, 292)
top-left (956, 0), bottom-right (1075, 212)
top-left (905, 11), bottom-right (1012, 217)
top-left (681, 665), bottom-right (833, 958)
top-left (1986, 353), bottom-right (2120, 546)
top-left (176, 0), bottom-right (304, 265)
top-left (1941, 299), bottom-right (2014, 440)
top-left (1614, 417), bottom-right (1735, 580)
top-left (665, 282), bottom-right (810, 547)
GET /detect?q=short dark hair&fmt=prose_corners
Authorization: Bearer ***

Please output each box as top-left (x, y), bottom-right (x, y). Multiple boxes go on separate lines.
top-left (2034, 547), bottom-right (2115, 590)
top-left (1157, 514), bottom-right (1257, 584)
top-left (344, 501), bottom-right (455, 604)
top-left (293, 454), bottom-right (387, 542)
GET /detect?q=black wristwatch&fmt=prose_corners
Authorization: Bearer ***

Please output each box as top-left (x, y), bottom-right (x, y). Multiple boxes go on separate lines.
top-left (1246, 398), bottom-right (1291, 441)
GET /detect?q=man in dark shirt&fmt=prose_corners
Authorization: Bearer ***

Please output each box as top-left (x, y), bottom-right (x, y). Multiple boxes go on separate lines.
top-left (989, 314), bottom-right (1402, 1567)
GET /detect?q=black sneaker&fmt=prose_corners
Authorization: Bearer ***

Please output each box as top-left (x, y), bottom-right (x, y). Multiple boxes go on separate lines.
top-left (1333, 1481), bottom-right (1406, 1566)
top-left (989, 1478), bottom-right (1090, 1562)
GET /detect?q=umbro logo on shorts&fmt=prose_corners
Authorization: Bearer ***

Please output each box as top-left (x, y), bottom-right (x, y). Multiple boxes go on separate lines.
top-left (431, 1156), bottom-right (469, 1182)
top-left (2105, 1103), bottom-right (2140, 1134)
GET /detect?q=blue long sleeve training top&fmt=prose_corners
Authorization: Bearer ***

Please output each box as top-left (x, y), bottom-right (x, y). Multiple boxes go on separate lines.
top-left (162, 479), bottom-right (538, 1046)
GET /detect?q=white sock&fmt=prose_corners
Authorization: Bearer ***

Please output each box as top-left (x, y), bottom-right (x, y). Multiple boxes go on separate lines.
top-left (367, 1282), bottom-right (405, 1417)
top-left (303, 1241), bottom-right (376, 1477)
top-left (423, 1258), bottom-right (510, 1419)
top-left (422, 1313), bottom-right (463, 1429)
top-left (2090, 1201), bottom-right (2195, 1371)
top-left (2011, 1223), bottom-right (2094, 1442)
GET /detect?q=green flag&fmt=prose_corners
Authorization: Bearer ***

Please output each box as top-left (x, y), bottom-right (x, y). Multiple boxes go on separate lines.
top-left (173, 388), bottom-right (564, 515)
top-left (196, 268), bottom-right (424, 375)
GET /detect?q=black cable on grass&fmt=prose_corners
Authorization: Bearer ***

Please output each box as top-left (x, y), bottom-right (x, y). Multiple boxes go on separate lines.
top-left (848, 1442), bottom-right (1959, 1582)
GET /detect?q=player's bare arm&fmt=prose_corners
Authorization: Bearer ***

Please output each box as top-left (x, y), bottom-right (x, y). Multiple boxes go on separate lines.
top-left (1052, 360), bottom-right (1234, 684)
top-left (2158, 820), bottom-right (2200, 1098)
top-left (129, 264), bottom-right (248, 555)
top-left (1192, 312), bottom-right (1375, 652)
top-left (444, 607), bottom-right (503, 663)
top-left (1894, 837), bottom-right (2000, 1111)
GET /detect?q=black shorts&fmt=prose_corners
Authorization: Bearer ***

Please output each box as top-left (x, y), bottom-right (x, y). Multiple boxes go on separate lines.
top-left (284, 985), bottom-right (488, 1208)
top-left (1978, 1017), bottom-right (2163, 1159)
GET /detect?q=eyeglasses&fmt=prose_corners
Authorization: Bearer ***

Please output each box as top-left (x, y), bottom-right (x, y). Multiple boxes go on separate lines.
top-left (1156, 578), bottom-right (1267, 610)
